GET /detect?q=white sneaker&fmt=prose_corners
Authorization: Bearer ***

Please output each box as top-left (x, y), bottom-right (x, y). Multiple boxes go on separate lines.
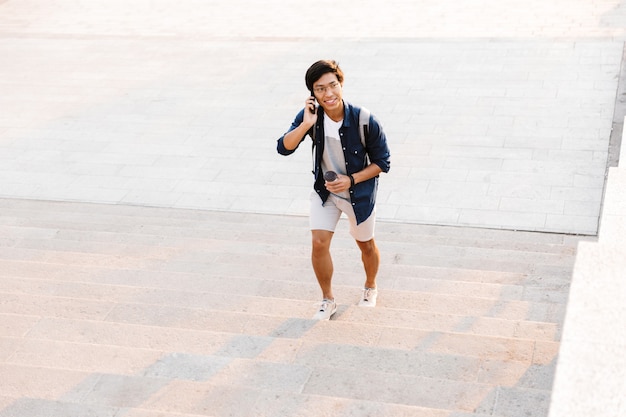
top-left (358, 288), bottom-right (378, 307)
top-left (312, 299), bottom-right (337, 320)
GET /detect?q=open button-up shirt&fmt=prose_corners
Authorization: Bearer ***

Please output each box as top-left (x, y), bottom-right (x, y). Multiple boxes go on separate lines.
top-left (277, 101), bottom-right (391, 225)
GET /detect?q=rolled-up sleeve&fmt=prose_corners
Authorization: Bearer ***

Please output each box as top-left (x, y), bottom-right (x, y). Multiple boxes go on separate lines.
top-left (366, 115), bottom-right (391, 173)
top-left (277, 109), bottom-right (308, 155)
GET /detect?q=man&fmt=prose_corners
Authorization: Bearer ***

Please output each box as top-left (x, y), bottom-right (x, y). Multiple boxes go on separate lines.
top-left (277, 59), bottom-right (391, 320)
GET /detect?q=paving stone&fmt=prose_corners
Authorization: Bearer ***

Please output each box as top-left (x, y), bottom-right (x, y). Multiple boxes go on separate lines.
top-left (141, 381), bottom-right (263, 416)
top-left (79, 374), bottom-right (170, 408)
top-left (0, 338), bottom-right (21, 363)
top-left (250, 393), bottom-right (450, 417)
top-left (424, 332), bottom-right (536, 362)
top-left (113, 410), bottom-right (211, 417)
top-left (142, 353), bottom-right (232, 382)
top-left (0, 364), bottom-right (95, 400)
top-left (210, 359), bottom-right (313, 393)
top-left (0, 399), bottom-right (118, 417)
top-left (0, 293), bottom-right (113, 320)
top-left (7, 339), bottom-right (163, 375)
top-left (303, 366), bottom-right (493, 412)
top-left (0, 314), bottom-right (39, 338)
top-left (299, 342), bottom-right (484, 380)
top-left (25, 317), bottom-right (228, 352)
top-left (477, 386), bottom-right (552, 417)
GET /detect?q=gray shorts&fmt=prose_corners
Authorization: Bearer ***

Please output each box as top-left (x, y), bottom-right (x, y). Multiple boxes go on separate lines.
top-left (309, 191), bottom-right (376, 242)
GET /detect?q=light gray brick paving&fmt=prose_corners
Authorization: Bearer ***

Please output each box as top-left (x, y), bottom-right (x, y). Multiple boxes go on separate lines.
top-left (1, 8), bottom-right (624, 234)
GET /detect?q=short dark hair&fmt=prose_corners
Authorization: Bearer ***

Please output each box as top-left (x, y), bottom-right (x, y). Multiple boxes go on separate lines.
top-left (305, 60), bottom-right (344, 92)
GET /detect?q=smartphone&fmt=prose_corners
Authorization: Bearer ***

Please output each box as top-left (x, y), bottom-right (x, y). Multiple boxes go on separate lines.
top-left (309, 91), bottom-right (316, 114)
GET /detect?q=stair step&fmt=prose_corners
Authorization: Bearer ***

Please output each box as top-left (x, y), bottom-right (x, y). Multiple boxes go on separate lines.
top-left (0, 374), bottom-right (504, 417)
top-left (0, 340), bottom-right (548, 416)
top-left (14, 315), bottom-right (550, 366)
top-left (0, 290), bottom-right (561, 344)
top-left (0, 198), bottom-right (586, 416)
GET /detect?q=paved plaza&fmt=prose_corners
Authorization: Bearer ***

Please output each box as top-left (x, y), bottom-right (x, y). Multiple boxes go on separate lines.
top-left (1, 0), bottom-right (625, 234)
top-left (0, 1), bottom-right (625, 417)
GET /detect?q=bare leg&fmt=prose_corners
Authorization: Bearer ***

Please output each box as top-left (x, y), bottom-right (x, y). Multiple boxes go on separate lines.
top-left (311, 229), bottom-right (335, 299)
top-left (356, 238), bottom-right (380, 288)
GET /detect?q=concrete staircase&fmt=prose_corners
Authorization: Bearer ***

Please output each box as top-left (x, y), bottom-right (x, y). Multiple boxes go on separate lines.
top-left (0, 198), bottom-right (590, 417)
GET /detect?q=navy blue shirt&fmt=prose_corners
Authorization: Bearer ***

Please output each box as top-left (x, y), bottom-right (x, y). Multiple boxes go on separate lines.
top-left (277, 101), bottom-right (391, 225)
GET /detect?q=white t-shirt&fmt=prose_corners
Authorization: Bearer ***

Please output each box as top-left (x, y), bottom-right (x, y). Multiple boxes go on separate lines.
top-left (322, 116), bottom-right (350, 200)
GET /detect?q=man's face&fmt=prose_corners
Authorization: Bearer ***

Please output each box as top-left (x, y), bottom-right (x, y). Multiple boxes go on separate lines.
top-left (312, 72), bottom-right (343, 114)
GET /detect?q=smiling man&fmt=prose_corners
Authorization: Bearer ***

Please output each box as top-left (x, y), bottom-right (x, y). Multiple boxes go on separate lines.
top-left (277, 59), bottom-right (391, 320)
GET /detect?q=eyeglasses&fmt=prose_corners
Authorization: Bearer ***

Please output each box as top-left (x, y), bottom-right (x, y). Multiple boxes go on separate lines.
top-left (313, 81), bottom-right (341, 95)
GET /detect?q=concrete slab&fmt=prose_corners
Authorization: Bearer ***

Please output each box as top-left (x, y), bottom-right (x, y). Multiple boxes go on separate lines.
top-left (599, 167), bottom-right (626, 242)
top-left (549, 242), bottom-right (626, 417)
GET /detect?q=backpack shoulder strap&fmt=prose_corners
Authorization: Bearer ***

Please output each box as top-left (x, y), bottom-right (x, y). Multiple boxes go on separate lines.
top-left (358, 107), bottom-right (370, 148)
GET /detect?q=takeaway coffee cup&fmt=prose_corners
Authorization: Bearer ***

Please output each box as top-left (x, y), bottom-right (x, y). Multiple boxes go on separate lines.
top-left (323, 171), bottom-right (338, 182)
